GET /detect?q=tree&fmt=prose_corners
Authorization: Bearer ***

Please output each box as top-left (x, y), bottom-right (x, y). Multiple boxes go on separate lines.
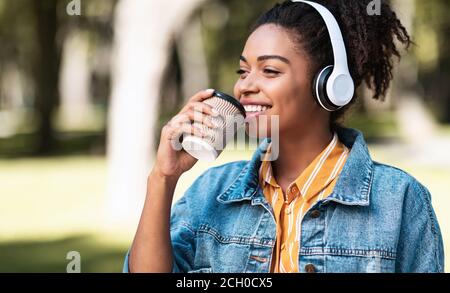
top-left (32, 0), bottom-right (60, 154)
top-left (105, 0), bottom-right (206, 227)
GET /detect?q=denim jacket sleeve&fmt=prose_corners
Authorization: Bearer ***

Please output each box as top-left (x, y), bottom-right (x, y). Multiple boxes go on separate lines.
top-left (169, 166), bottom-right (220, 273)
top-left (121, 198), bottom-right (194, 273)
top-left (169, 196), bottom-right (196, 273)
top-left (395, 180), bottom-right (445, 272)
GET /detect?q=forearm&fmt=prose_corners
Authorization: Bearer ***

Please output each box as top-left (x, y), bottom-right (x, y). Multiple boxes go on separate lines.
top-left (129, 169), bottom-right (179, 272)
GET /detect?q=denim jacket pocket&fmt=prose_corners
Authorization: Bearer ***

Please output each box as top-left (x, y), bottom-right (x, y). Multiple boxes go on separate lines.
top-left (327, 249), bottom-right (396, 273)
top-left (301, 247), bottom-right (397, 273)
top-left (330, 255), bottom-right (396, 273)
top-left (193, 224), bottom-right (275, 272)
top-left (188, 267), bottom-right (213, 273)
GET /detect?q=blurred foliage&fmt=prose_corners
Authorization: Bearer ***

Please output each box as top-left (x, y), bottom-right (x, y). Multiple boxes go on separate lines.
top-left (2, 0), bottom-right (450, 157)
top-left (346, 111), bottom-right (399, 142)
top-left (200, 0), bottom-right (278, 92)
top-left (0, 0), bottom-right (115, 156)
top-left (414, 0), bottom-right (450, 123)
top-left (0, 130), bottom-right (105, 158)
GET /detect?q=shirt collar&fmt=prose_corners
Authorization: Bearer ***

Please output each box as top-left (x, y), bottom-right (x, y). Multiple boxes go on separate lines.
top-left (217, 127), bottom-right (373, 207)
top-left (259, 132), bottom-right (349, 204)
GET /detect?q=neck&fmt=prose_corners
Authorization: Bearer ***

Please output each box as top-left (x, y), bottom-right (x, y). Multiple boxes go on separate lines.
top-left (271, 125), bottom-right (333, 184)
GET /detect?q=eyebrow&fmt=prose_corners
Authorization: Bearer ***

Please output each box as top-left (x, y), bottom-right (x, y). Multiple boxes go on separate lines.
top-left (240, 55), bottom-right (291, 65)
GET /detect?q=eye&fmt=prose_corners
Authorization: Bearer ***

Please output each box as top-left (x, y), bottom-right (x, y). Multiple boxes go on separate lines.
top-left (236, 69), bottom-right (248, 79)
top-left (263, 68), bottom-right (280, 75)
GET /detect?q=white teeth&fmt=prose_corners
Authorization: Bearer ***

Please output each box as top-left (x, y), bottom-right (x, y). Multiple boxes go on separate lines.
top-left (244, 105), bottom-right (271, 112)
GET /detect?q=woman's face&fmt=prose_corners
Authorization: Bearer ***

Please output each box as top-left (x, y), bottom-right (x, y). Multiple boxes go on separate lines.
top-left (234, 24), bottom-right (327, 138)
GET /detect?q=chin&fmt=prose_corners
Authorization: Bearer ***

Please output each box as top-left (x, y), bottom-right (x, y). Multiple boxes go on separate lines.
top-left (244, 122), bottom-right (272, 139)
top-left (244, 113), bottom-right (278, 139)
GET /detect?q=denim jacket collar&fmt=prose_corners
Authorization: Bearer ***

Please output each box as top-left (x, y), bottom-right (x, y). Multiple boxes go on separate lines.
top-left (217, 127), bottom-right (373, 207)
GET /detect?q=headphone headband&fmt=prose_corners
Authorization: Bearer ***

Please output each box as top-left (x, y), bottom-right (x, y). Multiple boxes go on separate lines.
top-left (292, 0), bottom-right (349, 73)
top-left (291, 0), bottom-right (354, 108)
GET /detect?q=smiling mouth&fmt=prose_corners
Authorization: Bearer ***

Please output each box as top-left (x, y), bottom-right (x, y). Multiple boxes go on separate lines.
top-left (243, 105), bottom-right (272, 114)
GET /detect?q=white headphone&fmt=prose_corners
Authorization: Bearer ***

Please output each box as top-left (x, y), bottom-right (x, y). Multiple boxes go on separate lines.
top-left (291, 0), bottom-right (355, 111)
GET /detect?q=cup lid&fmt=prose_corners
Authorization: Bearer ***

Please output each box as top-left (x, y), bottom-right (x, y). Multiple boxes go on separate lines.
top-left (213, 91), bottom-right (246, 118)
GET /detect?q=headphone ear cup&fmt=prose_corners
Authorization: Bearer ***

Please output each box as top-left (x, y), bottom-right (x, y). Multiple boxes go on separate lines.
top-left (313, 66), bottom-right (341, 112)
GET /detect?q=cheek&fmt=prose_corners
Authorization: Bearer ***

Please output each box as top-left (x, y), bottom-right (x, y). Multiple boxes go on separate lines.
top-left (233, 81), bottom-right (241, 100)
top-left (273, 90), bottom-right (316, 130)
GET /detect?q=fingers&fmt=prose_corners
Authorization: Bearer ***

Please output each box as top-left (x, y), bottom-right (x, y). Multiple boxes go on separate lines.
top-left (165, 113), bottom-right (200, 138)
top-left (170, 111), bottom-right (217, 131)
top-left (190, 89), bottom-right (215, 102)
top-left (167, 122), bottom-right (205, 142)
top-left (180, 89), bottom-right (215, 112)
top-left (162, 89), bottom-right (219, 144)
top-left (189, 110), bottom-right (219, 129)
top-left (187, 102), bottom-right (220, 118)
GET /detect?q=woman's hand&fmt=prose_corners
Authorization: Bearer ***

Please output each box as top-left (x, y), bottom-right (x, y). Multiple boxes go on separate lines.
top-left (152, 89), bottom-right (219, 180)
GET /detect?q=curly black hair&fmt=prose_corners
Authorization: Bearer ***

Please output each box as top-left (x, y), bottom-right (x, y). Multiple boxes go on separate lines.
top-left (252, 0), bottom-right (412, 127)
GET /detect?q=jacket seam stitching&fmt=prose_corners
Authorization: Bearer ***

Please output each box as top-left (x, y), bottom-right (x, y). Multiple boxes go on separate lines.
top-left (416, 182), bottom-right (442, 272)
top-left (300, 248), bottom-right (397, 260)
top-left (171, 221), bottom-right (196, 235)
top-left (197, 225), bottom-right (274, 247)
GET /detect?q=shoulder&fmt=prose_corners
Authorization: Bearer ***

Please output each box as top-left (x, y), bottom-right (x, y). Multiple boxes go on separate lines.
top-left (196, 160), bottom-right (249, 184)
top-left (372, 163), bottom-right (444, 272)
top-left (170, 160), bottom-right (250, 227)
top-left (372, 161), bottom-right (430, 194)
top-left (371, 161), bottom-right (433, 214)
top-left (175, 160), bottom-right (250, 204)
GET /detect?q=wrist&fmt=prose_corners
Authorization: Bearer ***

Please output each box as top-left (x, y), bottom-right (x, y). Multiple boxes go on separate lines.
top-left (149, 167), bottom-right (180, 185)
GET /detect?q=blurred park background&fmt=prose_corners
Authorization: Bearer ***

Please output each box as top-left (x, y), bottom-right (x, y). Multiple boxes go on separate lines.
top-left (0, 0), bottom-right (449, 272)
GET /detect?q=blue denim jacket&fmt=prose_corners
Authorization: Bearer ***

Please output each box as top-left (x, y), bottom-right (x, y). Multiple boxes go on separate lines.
top-left (123, 127), bottom-right (444, 273)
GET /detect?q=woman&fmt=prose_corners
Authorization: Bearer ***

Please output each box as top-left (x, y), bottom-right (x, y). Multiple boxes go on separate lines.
top-left (125, 0), bottom-right (444, 273)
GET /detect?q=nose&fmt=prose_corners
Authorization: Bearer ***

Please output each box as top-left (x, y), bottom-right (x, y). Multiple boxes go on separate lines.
top-left (235, 71), bottom-right (259, 99)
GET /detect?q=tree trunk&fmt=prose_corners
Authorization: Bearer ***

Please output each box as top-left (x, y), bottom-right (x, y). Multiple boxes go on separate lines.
top-left (33, 0), bottom-right (60, 154)
top-left (105, 0), bottom-right (206, 228)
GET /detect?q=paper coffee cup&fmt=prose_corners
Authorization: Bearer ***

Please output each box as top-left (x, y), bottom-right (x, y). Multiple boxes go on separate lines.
top-left (181, 91), bottom-right (246, 161)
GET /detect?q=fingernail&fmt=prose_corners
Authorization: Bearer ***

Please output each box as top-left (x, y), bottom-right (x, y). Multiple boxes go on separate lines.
top-left (196, 128), bottom-right (205, 136)
top-left (212, 108), bottom-right (219, 116)
top-left (206, 118), bottom-right (215, 128)
top-left (205, 89), bottom-right (215, 94)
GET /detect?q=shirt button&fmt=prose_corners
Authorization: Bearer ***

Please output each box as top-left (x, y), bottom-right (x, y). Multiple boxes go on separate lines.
top-left (285, 207), bottom-right (291, 214)
top-left (310, 210), bottom-right (321, 218)
top-left (305, 263), bottom-right (316, 273)
top-left (281, 244), bottom-right (286, 251)
top-left (290, 186), bottom-right (299, 194)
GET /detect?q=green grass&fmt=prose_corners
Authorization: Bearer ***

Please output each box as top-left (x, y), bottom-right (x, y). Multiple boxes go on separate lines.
top-left (0, 235), bottom-right (126, 273)
top-left (0, 155), bottom-right (108, 239)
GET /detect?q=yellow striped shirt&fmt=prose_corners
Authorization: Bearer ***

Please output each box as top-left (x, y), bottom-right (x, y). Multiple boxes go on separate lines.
top-left (259, 133), bottom-right (349, 273)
